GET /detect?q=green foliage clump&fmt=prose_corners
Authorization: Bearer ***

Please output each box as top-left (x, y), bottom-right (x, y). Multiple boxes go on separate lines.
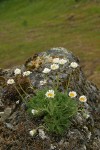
top-left (27, 89), bottom-right (78, 135)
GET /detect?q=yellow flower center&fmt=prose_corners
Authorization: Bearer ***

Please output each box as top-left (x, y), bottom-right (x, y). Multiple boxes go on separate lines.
top-left (80, 97), bottom-right (85, 102)
top-left (70, 93), bottom-right (75, 97)
top-left (48, 93), bottom-right (53, 97)
top-left (52, 66), bottom-right (55, 69)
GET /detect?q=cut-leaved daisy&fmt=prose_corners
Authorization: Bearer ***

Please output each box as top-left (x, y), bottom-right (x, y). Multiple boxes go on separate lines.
top-left (69, 91), bottom-right (77, 98)
top-left (45, 90), bottom-right (55, 98)
top-left (14, 68), bottom-right (21, 75)
top-left (70, 62), bottom-right (78, 68)
top-left (42, 68), bottom-right (51, 73)
top-left (7, 79), bottom-right (15, 85)
top-left (51, 64), bottom-right (59, 70)
top-left (79, 95), bottom-right (87, 102)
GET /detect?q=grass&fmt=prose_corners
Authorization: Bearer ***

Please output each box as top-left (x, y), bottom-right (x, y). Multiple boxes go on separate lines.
top-left (0, 0), bottom-right (100, 87)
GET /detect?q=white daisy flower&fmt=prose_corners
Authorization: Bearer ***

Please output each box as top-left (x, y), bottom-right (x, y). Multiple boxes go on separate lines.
top-left (42, 68), bottom-right (51, 73)
top-left (45, 90), bottom-right (55, 98)
top-left (7, 79), bottom-right (15, 85)
top-left (51, 64), bottom-right (59, 70)
top-left (16, 100), bottom-right (20, 104)
top-left (14, 68), bottom-right (21, 75)
top-left (70, 62), bottom-right (79, 68)
top-left (29, 129), bottom-right (36, 136)
top-left (31, 109), bottom-right (38, 115)
top-left (79, 95), bottom-right (87, 102)
top-left (40, 80), bottom-right (47, 85)
top-left (59, 59), bottom-right (68, 65)
top-left (53, 58), bottom-right (60, 64)
top-left (69, 91), bottom-right (77, 98)
top-left (38, 129), bottom-right (46, 139)
top-left (23, 71), bottom-right (32, 76)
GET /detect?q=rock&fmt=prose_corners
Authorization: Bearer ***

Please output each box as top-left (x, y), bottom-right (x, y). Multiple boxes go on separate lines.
top-left (0, 47), bottom-right (99, 150)
top-left (75, 112), bottom-right (83, 125)
top-left (91, 138), bottom-right (100, 150)
top-left (0, 111), bottom-right (4, 121)
top-left (5, 123), bottom-right (15, 130)
top-left (0, 98), bottom-right (4, 110)
top-left (0, 107), bottom-right (12, 121)
top-left (25, 48), bottom-right (100, 104)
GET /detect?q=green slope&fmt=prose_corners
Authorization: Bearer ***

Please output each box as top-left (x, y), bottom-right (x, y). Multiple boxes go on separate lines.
top-left (0, 0), bottom-right (100, 86)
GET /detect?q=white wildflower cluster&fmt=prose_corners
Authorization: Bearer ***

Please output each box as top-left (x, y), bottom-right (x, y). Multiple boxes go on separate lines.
top-left (42, 56), bottom-right (78, 83)
top-left (7, 68), bottom-right (32, 85)
top-left (42, 56), bottom-right (69, 74)
top-left (14, 68), bottom-right (32, 77)
top-left (69, 91), bottom-right (87, 102)
top-left (23, 71), bottom-right (32, 77)
top-left (29, 128), bottom-right (47, 139)
top-left (53, 57), bottom-right (68, 65)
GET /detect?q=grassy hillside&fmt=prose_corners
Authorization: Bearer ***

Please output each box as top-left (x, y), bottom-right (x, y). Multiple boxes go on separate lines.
top-left (0, 0), bottom-right (100, 86)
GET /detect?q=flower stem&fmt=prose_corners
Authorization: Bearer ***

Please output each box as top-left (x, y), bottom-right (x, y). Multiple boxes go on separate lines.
top-left (67, 73), bottom-right (72, 93)
top-left (56, 73), bottom-right (59, 90)
top-left (18, 83), bottom-right (29, 97)
top-left (36, 125), bottom-right (47, 131)
top-left (14, 85), bottom-right (25, 103)
top-left (28, 78), bottom-right (34, 90)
